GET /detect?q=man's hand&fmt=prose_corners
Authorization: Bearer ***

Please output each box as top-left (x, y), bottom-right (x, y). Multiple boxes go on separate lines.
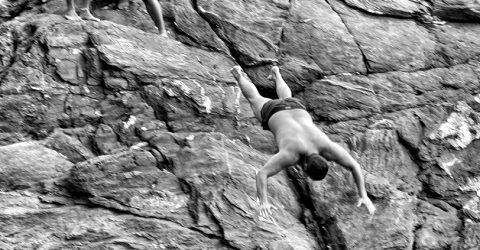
top-left (258, 200), bottom-right (276, 223)
top-left (357, 196), bottom-right (376, 215)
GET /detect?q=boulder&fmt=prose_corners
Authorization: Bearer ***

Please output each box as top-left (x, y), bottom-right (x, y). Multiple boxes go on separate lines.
top-left (0, 141), bottom-right (73, 192)
top-left (280, 0), bottom-right (366, 76)
top-left (329, 0), bottom-right (440, 73)
top-left (0, 191), bottom-right (231, 249)
top-left (432, 0), bottom-right (480, 22)
top-left (43, 130), bottom-right (95, 163)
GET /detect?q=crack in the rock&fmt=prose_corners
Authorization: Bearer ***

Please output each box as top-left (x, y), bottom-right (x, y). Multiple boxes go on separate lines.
top-left (317, 78), bottom-right (479, 125)
top-left (38, 195), bottom-right (236, 248)
top-left (341, 0), bottom-right (426, 20)
top-left (178, 178), bottom-right (241, 250)
top-left (286, 167), bottom-right (347, 250)
top-left (422, 26), bottom-right (480, 69)
top-left (191, 0), bottom-right (279, 68)
top-left (324, 0), bottom-right (371, 74)
top-left (0, 41), bottom-right (17, 84)
top-left (169, 11), bottom-right (226, 54)
top-left (275, 0), bottom-right (294, 49)
top-left (190, 0), bottom-right (242, 66)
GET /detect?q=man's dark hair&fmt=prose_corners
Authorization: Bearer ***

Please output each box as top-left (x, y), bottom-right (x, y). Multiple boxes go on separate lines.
top-left (304, 154), bottom-right (329, 181)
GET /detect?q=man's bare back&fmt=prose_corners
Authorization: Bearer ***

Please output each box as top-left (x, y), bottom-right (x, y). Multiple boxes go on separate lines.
top-left (269, 109), bottom-right (329, 156)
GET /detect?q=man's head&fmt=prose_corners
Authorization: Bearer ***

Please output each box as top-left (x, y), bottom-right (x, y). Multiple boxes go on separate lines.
top-left (303, 154), bottom-right (329, 181)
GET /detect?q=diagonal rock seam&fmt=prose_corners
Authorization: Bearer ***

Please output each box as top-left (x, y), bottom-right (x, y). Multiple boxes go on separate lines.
top-left (324, 0), bottom-right (372, 74)
top-left (189, 0), bottom-right (248, 69)
top-left (395, 128), bottom-right (427, 250)
top-left (191, 0), bottom-right (281, 68)
top-left (286, 167), bottom-right (348, 250)
top-left (178, 178), bottom-right (242, 250)
top-left (341, 0), bottom-right (427, 21)
top-left (275, 0), bottom-right (294, 48)
top-left (38, 195), bottom-right (238, 249)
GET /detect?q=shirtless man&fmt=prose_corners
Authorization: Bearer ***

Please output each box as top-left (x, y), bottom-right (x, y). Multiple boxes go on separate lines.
top-left (64, 0), bottom-right (167, 37)
top-left (230, 66), bottom-right (376, 219)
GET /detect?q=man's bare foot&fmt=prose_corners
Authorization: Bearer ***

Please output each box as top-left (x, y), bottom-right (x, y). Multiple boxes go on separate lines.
top-left (79, 8), bottom-right (100, 21)
top-left (64, 9), bottom-right (82, 21)
top-left (267, 66), bottom-right (280, 81)
top-left (230, 66), bottom-right (244, 80)
top-left (160, 31), bottom-right (168, 38)
top-left (117, 0), bottom-right (129, 10)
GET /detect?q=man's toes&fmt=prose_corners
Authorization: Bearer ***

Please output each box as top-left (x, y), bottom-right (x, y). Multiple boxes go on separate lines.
top-left (230, 66), bottom-right (243, 77)
top-left (84, 17), bottom-right (100, 21)
top-left (271, 66), bottom-right (280, 74)
top-left (82, 14), bottom-right (100, 21)
top-left (231, 65), bottom-right (242, 72)
top-left (64, 14), bottom-right (82, 21)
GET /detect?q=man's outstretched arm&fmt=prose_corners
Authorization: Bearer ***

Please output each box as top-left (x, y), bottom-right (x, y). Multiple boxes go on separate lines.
top-left (322, 141), bottom-right (376, 214)
top-left (256, 150), bottom-right (298, 218)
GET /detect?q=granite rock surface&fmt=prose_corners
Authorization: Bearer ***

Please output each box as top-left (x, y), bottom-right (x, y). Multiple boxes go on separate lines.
top-left (1, 0), bottom-right (480, 249)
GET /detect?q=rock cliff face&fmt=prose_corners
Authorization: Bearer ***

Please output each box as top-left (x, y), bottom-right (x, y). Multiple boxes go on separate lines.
top-left (1, 0), bottom-right (480, 249)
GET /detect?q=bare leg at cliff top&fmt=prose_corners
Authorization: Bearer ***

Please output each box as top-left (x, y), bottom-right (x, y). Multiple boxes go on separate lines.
top-left (117, 0), bottom-right (167, 37)
top-left (64, 0), bottom-right (100, 21)
top-left (143, 0), bottom-right (168, 37)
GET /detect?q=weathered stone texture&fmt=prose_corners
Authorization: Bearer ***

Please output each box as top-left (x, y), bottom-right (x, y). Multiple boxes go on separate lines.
top-left (1, 0), bottom-right (480, 249)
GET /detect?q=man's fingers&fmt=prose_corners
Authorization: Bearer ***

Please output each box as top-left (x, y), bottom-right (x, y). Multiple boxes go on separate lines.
top-left (268, 215), bottom-right (276, 224)
top-left (258, 206), bottom-right (276, 224)
top-left (259, 215), bottom-right (269, 223)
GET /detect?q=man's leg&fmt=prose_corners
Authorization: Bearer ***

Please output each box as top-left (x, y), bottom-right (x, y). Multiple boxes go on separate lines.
top-left (143, 0), bottom-right (167, 37)
top-left (268, 66), bottom-right (291, 99)
top-left (64, 0), bottom-right (81, 20)
top-left (231, 66), bottom-right (270, 120)
top-left (257, 149), bottom-right (298, 218)
top-left (78, 0), bottom-right (100, 21)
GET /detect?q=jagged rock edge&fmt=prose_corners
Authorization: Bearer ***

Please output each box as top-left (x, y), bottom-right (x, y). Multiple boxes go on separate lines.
top-left (38, 196), bottom-right (237, 249)
top-left (340, 0), bottom-right (427, 20)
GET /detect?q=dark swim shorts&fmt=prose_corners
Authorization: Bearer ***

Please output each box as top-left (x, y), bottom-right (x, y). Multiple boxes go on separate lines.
top-left (260, 97), bottom-right (306, 130)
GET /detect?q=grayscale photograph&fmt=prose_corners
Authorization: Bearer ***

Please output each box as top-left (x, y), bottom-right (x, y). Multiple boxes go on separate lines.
top-left (0, 0), bottom-right (479, 249)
